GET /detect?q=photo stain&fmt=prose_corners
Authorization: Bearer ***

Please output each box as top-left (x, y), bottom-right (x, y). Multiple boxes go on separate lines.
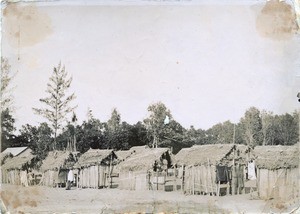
top-left (1, 186), bottom-right (41, 212)
top-left (3, 2), bottom-right (53, 48)
top-left (256, 0), bottom-right (299, 40)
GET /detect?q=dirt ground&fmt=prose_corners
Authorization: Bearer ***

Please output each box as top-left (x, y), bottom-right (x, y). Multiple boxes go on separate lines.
top-left (0, 184), bottom-right (299, 214)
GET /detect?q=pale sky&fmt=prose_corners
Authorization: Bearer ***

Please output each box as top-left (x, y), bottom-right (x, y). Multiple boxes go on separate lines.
top-left (2, 0), bottom-right (300, 131)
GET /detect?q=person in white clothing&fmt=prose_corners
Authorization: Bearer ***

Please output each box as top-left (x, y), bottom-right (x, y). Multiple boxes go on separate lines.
top-left (247, 160), bottom-right (256, 180)
top-left (66, 168), bottom-right (74, 190)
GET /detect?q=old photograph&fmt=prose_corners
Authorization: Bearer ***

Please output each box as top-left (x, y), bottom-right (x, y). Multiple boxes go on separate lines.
top-left (1, 0), bottom-right (299, 213)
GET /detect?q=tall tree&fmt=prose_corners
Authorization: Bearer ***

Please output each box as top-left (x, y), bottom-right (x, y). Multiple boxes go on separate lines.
top-left (1, 57), bottom-right (16, 111)
top-left (183, 126), bottom-right (206, 146)
top-left (33, 62), bottom-right (77, 150)
top-left (1, 109), bottom-right (16, 151)
top-left (35, 123), bottom-right (53, 159)
top-left (18, 123), bottom-right (53, 159)
top-left (144, 102), bottom-right (173, 148)
top-left (261, 110), bottom-right (277, 146)
top-left (105, 109), bottom-right (130, 150)
top-left (18, 124), bottom-right (38, 149)
top-left (1, 58), bottom-right (16, 151)
top-left (276, 113), bottom-right (298, 145)
top-left (158, 119), bottom-right (185, 153)
top-left (240, 107), bottom-right (263, 147)
top-left (76, 115), bottom-right (105, 153)
top-left (206, 120), bottom-right (235, 144)
top-left (127, 121), bottom-right (150, 147)
top-left (107, 108), bottom-right (121, 132)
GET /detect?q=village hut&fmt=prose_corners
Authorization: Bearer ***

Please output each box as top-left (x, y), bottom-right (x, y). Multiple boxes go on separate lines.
top-left (253, 145), bottom-right (299, 201)
top-left (40, 150), bottom-right (78, 187)
top-left (175, 144), bottom-right (252, 196)
top-left (1, 147), bottom-right (36, 186)
top-left (117, 147), bottom-right (173, 191)
top-left (74, 149), bottom-right (118, 189)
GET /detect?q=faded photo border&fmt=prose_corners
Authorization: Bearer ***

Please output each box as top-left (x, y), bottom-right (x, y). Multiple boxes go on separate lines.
top-left (1, 0), bottom-right (300, 213)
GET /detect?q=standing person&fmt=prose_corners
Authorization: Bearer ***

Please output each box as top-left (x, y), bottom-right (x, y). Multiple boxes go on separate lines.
top-left (66, 168), bottom-right (74, 190)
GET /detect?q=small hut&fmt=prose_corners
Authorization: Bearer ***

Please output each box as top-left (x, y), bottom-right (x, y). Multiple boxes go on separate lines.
top-left (74, 149), bottom-right (118, 189)
top-left (175, 144), bottom-right (252, 196)
top-left (40, 150), bottom-right (78, 187)
top-left (1, 148), bottom-right (36, 186)
top-left (118, 147), bottom-right (173, 191)
top-left (254, 145), bottom-right (299, 201)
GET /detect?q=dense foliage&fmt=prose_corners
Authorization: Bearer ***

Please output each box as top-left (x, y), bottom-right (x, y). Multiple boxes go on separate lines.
top-left (2, 61), bottom-right (299, 157)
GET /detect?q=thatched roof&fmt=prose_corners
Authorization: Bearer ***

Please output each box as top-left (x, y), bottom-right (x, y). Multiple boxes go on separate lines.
top-left (40, 150), bottom-right (78, 172)
top-left (75, 149), bottom-right (116, 168)
top-left (2, 147), bottom-right (29, 156)
top-left (175, 144), bottom-right (250, 166)
top-left (0, 152), bottom-right (13, 165)
top-left (2, 153), bottom-right (35, 170)
top-left (254, 145), bottom-right (299, 169)
top-left (115, 145), bottom-right (149, 162)
top-left (118, 148), bottom-right (171, 171)
top-left (115, 150), bottom-right (133, 161)
top-left (129, 145), bottom-right (149, 153)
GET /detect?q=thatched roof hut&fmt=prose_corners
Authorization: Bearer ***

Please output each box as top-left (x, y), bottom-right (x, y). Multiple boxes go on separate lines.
top-left (75, 149), bottom-right (118, 189)
top-left (2, 148), bottom-right (35, 170)
top-left (253, 145), bottom-right (299, 201)
top-left (118, 147), bottom-right (172, 171)
top-left (2, 152), bottom-right (36, 170)
top-left (254, 145), bottom-right (299, 170)
top-left (40, 150), bottom-right (78, 172)
top-left (175, 144), bottom-right (250, 166)
top-left (175, 144), bottom-right (252, 196)
top-left (75, 149), bottom-right (117, 168)
top-left (1, 148), bottom-right (36, 186)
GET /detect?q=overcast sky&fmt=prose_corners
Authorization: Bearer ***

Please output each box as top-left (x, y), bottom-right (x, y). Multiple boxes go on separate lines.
top-left (2, 0), bottom-right (300, 130)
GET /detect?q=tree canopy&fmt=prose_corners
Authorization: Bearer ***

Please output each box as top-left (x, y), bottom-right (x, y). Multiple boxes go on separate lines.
top-left (5, 61), bottom-right (298, 156)
top-left (33, 62), bottom-right (77, 150)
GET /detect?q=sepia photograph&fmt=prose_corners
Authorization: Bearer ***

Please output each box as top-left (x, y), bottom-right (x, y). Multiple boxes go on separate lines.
top-left (1, 0), bottom-right (299, 213)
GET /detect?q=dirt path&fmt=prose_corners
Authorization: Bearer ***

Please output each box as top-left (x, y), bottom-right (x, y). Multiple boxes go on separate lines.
top-left (0, 184), bottom-right (297, 213)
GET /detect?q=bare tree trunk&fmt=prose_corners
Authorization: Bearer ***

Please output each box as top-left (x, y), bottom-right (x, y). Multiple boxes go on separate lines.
top-left (53, 130), bottom-right (57, 150)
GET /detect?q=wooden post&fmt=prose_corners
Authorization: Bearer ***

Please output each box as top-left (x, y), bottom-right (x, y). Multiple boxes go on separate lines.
top-left (192, 166), bottom-right (195, 195)
top-left (232, 124), bottom-right (236, 195)
top-left (173, 166), bottom-right (176, 191)
top-left (156, 170), bottom-right (158, 191)
top-left (226, 181), bottom-right (230, 195)
top-left (76, 169), bottom-right (79, 188)
top-left (232, 158), bottom-right (236, 195)
top-left (109, 155), bottom-right (112, 188)
top-left (164, 172), bottom-right (166, 191)
top-left (237, 164), bottom-right (240, 195)
top-left (207, 158), bottom-right (214, 195)
top-left (257, 167), bottom-right (260, 197)
top-left (242, 165), bottom-right (246, 194)
top-left (181, 165), bottom-right (185, 193)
